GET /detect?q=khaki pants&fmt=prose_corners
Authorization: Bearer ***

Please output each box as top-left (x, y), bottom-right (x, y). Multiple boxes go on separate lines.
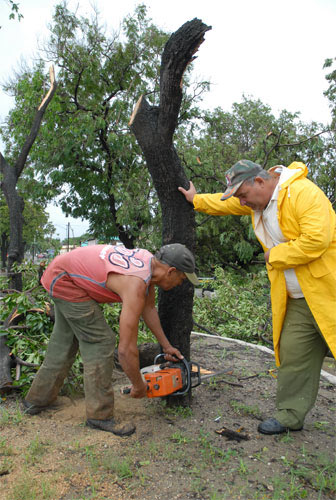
top-left (275, 297), bottom-right (328, 429)
top-left (26, 298), bottom-right (116, 420)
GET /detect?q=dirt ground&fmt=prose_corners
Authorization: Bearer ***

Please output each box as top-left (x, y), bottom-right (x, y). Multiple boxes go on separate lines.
top-left (0, 334), bottom-right (335, 500)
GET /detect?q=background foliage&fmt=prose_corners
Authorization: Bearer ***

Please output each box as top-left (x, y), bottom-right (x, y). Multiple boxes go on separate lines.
top-left (193, 267), bottom-right (271, 342)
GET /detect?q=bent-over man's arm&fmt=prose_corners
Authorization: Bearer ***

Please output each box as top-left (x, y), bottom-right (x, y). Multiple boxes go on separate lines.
top-left (141, 285), bottom-right (183, 361)
top-left (106, 274), bottom-right (148, 398)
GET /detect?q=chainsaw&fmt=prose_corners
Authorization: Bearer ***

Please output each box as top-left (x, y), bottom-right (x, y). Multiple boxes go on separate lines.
top-left (121, 353), bottom-right (229, 398)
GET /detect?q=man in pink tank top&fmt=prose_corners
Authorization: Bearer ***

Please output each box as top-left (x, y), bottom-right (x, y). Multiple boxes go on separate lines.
top-left (23, 243), bottom-right (199, 436)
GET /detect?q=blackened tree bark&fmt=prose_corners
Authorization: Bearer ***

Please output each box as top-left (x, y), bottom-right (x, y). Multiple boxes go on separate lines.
top-left (129, 19), bottom-right (211, 361)
top-left (0, 67), bottom-right (57, 290)
top-left (0, 335), bottom-right (12, 395)
top-left (1, 232), bottom-right (9, 269)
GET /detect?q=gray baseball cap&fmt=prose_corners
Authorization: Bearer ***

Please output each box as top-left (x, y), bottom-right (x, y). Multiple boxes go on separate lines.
top-left (156, 243), bottom-right (200, 286)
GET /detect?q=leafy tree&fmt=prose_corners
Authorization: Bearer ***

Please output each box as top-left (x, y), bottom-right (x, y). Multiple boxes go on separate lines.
top-left (0, 66), bottom-right (57, 289)
top-left (3, 3), bottom-right (207, 249)
top-left (1, 0), bottom-right (23, 26)
top-left (324, 57), bottom-right (336, 127)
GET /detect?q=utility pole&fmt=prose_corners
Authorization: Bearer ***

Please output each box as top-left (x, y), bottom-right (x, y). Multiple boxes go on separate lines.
top-left (67, 222), bottom-right (70, 252)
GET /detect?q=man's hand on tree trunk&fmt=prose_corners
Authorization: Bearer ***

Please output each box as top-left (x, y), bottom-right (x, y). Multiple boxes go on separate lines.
top-left (178, 181), bottom-right (197, 204)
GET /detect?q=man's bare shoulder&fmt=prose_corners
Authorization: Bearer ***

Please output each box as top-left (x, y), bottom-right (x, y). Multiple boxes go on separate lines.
top-left (106, 273), bottom-right (147, 299)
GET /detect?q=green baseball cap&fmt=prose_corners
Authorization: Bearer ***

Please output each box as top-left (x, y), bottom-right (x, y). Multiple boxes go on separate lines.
top-left (156, 243), bottom-right (200, 286)
top-left (221, 160), bottom-right (263, 200)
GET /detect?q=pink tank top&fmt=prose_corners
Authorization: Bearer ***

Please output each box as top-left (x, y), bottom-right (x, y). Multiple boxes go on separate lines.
top-left (41, 245), bottom-right (153, 303)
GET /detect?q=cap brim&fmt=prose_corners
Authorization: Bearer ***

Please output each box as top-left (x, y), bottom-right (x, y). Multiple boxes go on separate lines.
top-left (185, 272), bottom-right (200, 286)
top-left (220, 180), bottom-right (244, 201)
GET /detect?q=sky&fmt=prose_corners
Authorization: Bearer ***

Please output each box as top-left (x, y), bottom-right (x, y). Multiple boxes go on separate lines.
top-left (0, 0), bottom-right (335, 238)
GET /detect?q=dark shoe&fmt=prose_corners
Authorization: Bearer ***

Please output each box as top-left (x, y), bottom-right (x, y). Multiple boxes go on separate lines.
top-left (258, 418), bottom-right (303, 435)
top-left (86, 418), bottom-right (136, 437)
top-left (22, 399), bottom-right (48, 415)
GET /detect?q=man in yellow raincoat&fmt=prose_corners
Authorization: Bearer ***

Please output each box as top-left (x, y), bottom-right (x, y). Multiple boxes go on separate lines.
top-left (178, 159), bottom-right (336, 435)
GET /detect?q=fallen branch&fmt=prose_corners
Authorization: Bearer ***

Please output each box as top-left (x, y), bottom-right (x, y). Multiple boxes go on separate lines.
top-left (10, 353), bottom-right (39, 368)
top-left (260, 333), bottom-right (273, 346)
top-left (204, 377), bottom-right (243, 388)
top-left (239, 372), bottom-right (267, 380)
top-left (4, 325), bottom-right (27, 330)
top-left (192, 319), bottom-right (220, 337)
top-left (0, 383), bottom-right (24, 392)
top-left (215, 426), bottom-right (249, 441)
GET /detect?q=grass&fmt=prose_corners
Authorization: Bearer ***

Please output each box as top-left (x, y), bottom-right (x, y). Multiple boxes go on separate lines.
top-left (169, 430), bottom-right (192, 444)
top-left (313, 420), bottom-right (335, 434)
top-left (229, 399), bottom-right (262, 418)
top-left (0, 456), bottom-right (13, 476)
top-left (161, 402), bottom-right (193, 418)
top-left (101, 452), bottom-right (133, 479)
top-left (277, 449), bottom-right (336, 499)
top-left (24, 436), bottom-right (50, 465)
top-left (0, 402), bottom-right (23, 426)
top-left (9, 473), bottom-right (57, 500)
top-left (0, 438), bottom-right (14, 456)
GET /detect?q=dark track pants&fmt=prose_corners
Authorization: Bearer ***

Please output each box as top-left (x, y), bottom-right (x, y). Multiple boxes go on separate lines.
top-left (26, 298), bottom-right (116, 420)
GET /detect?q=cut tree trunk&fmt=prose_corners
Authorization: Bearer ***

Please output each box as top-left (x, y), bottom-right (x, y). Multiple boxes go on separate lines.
top-left (129, 19), bottom-right (211, 369)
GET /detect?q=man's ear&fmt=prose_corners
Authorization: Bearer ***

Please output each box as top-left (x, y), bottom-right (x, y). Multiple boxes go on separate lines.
top-left (167, 267), bottom-right (177, 276)
top-left (254, 176), bottom-right (265, 188)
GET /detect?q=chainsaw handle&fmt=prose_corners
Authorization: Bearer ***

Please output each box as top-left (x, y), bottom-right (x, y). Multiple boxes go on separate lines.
top-left (120, 385), bottom-right (149, 396)
top-left (173, 357), bottom-right (191, 395)
top-left (154, 353), bottom-right (185, 365)
top-left (154, 354), bottom-right (192, 396)
top-left (154, 353), bottom-right (169, 365)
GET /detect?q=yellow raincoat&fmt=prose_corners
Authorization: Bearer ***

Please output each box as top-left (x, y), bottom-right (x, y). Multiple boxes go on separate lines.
top-left (193, 162), bottom-right (336, 365)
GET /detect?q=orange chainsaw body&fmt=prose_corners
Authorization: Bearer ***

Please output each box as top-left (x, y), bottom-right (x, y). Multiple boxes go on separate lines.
top-left (143, 367), bottom-right (184, 398)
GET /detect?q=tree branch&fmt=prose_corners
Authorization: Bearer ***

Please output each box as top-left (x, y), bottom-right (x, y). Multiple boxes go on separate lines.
top-left (158, 19), bottom-right (211, 142)
top-left (262, 128), bottom-right (334, 168)
top-left (14, 66), bottom-right (57, 179)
